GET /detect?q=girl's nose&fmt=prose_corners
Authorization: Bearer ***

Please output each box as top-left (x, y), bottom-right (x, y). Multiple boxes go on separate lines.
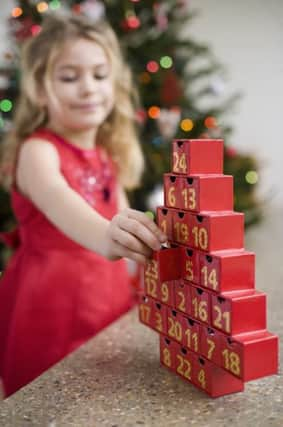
top-left (80, 74), bottom-right (97, 94)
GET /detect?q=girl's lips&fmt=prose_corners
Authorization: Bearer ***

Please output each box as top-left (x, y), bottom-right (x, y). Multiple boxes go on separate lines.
top-left (73, 103), bottom-right (101, 111)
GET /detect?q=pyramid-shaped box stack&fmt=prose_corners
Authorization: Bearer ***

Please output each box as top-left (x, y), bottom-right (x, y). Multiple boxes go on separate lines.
top-left (139, 139), bottom-right (278, 398)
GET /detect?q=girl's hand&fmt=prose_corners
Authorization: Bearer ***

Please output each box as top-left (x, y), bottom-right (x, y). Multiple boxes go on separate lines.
top-left (106, 208), bottom-right (167, 264)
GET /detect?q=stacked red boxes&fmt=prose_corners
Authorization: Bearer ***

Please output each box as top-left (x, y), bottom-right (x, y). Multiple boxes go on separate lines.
top-left (139, 139), bottom-right (278, 397)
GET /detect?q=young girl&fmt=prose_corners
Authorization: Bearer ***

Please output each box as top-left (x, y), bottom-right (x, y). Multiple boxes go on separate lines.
top-left (0, 13), bottom-right (167, 398)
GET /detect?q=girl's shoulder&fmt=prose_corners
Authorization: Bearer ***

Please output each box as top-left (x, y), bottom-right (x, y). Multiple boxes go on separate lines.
top-left (24, 128), bottom-right (67, 153)
top-left (15, 132), bottom-right (63, 199)
top-left (18, 131), bottom-right (61, 172)
top-left (26, 128), bottom-right (101, 158)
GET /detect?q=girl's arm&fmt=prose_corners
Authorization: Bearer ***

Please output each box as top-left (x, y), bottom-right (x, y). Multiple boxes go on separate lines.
top-left (16, 139), bottom-right (166, 264)
top-left (117, 185), bottom-right (130, 211)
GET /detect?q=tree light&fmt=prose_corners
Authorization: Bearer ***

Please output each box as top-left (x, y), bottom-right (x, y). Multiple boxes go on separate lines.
top-left (181, 119), bottom-right (194, 132)
top-left (204, 116), bottom-right (217, 129)
top-left (147, 61), bottom-right (159, 73)
top-left (160, 56), bottom-right (173, 69)
top-left (37, 2), bottom-right (49, 13)
top-left (245, 171), bottom-right (258, 184)
top-left (139, 72), bottom-right (151, 84)
top-left (11, 7), bottom-right (23, 18)
top-left (148, 106), bottom-right (160, 119)
top-left (0, 99), bottom-right (13, 113)
top-left (50, 0), bottom-right (61, 10)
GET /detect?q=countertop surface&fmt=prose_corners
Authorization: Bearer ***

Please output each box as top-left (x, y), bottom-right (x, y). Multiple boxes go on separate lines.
top-left (0, 207), bottom-right (282, 427)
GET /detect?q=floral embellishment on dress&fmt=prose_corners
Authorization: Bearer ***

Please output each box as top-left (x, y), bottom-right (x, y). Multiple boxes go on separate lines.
top-left (73, 165), bottom-right (112, 207)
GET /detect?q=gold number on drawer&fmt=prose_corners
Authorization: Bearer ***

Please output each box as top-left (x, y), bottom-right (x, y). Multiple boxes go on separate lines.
top-left (179, 153), bottom-right (187, 172)
top-left (185, 328), bottom-right (199, 352)
top-left (161, 282), bottom-right (169, 303)
top-left (139, 304), bottom-right (151, 323)
top-left (174, 222), bottom-right (189, 244)
top-left (192, 298), bottom-right (208, 323)
top-left (213, 305), bottom-right (231, 333)
top-left (162, 347), bottom-right (171, 368)
top-left (168, 186), bottom-right (176, 207)
top-left (222, 349), bottom-right (241, 376)
top-left (181, 188), bottom-right (196, 210)
top-left (173, 151), bottom-right (187, 173)
top-left (155, 311), bottom-right (163, 332)
top-left (168, 317), bottom-right (182, 342)
top-left (192, 226), bottom-right (208, 250)
top-left (207, 338), bottom-right (215, 360)
top-left (145, 260), bottom-right (158, 279)
top-left (201, 266), bottom-right (218, 290)
top-left (177, 290), bottom-right (186, 312)
top-left (176, 354), bottom-right (192, 380)
top-left (197, 368), bottom-right (206, 389)
top-left (185, 260), bottom-right (194, 281)
top-left (160, 219), bottom-right (167, 234)
top-left (145, 277), bottom-right (157, 298)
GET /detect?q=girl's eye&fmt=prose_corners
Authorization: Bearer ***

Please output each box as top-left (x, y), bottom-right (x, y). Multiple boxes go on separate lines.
top-left (59, 75), bottom-right (77, 82)
top-left (94, 73), bottom-right (108, 80)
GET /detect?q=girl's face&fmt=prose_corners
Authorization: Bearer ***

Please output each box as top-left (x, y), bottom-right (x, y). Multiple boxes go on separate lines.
top-left (43, 38), bottom-right (115, 134)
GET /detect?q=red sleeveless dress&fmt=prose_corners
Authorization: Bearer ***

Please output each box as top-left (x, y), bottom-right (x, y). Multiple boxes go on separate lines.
top-left (0, 129), bottom-right (134, 397)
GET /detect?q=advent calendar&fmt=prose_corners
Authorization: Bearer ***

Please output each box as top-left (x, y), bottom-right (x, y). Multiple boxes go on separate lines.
top-left (139, 139), bottom-right (278, 397)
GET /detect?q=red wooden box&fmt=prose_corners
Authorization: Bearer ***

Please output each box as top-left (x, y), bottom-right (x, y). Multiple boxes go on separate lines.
top-left (188, 211), bottom-right (245, 252)
top-left (178, 175), bottom-right (234, 212)
top-left (191, 353), bottom-right (244, 397)
top-left (174, 280), bottom-right (191, 316)
top-left (164, 174), bottom-right (182, 209)
top-left (200, 325), bottom-right (222, 365)
top-left (138, 294), bottom-right (167, 335)
top-left (219, 330), bottom-right (278, 381)
top-left (145, 246), bottom-right (182, 283)
top-left (172, 139), bottom-right (223, 175)
top-left (174, 345), bottom-right (194, 384)
top-left (160, 334), bottom-right (178, 372)
top-left (144, 270), bottom-right (175, 308)
top-left (190, 285), bottom-right (211, 325)
top-left (199, 249), bottom-right (255, 293)
top-left (181, 247), bottom-right (200, 285)
top-left (211, 290), bottom-right (266, 335)
top-left (156, 206), bottom-right (174, 241)
top-left (167, 308), bottom-right (184, 345)
top-left (181, 316), bottom-right (201, 354)
top-left (172, 210), bottom-right (190, 246)
top-left (158, 280), bottom-right (175, 307)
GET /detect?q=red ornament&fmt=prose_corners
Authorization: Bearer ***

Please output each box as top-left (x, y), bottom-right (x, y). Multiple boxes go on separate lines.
top-left (72, 4), bottom-right (82, 14)
top-left (31, 25), bottom-right (41, 36)
top-left (121, 16), bottom-right (141, 31)
top-left (135, 108), bottom-right (147, 125)
top-left (161, 71), bottom-right (182, 106)
top-left (10, 16), bottom-right (34, 41)
top-left (226, 146), bottom-right (238, 158)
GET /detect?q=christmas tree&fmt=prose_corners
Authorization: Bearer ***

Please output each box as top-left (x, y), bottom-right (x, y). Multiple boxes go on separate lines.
top-left (0, 0), bottom-right (261, 266)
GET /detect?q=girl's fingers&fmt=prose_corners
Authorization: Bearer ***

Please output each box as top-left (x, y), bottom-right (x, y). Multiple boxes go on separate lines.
top-left (116, 214), bottom-right (162, 251)
top-left (123, 208), bottom-right (167, 243)
top-left (111, 227), bottom-right (152, 258)
top-left (111, 240), bottom-right (148, 264)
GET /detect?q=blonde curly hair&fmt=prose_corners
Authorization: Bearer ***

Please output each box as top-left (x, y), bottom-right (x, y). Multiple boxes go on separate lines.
top-left (0, 13), bottom-right (144, 190)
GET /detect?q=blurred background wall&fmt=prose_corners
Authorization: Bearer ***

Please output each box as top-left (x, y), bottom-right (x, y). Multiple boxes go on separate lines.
top-left (188, 0), bottom-right (283, 207)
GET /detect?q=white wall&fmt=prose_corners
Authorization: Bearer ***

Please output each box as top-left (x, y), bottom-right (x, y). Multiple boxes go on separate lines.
top-left (0, 0), bottom-right (13, 54)
top-left (1, 0), bottom-right (283, 205)
top-left (189, 0), bottom-right (283, 206)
